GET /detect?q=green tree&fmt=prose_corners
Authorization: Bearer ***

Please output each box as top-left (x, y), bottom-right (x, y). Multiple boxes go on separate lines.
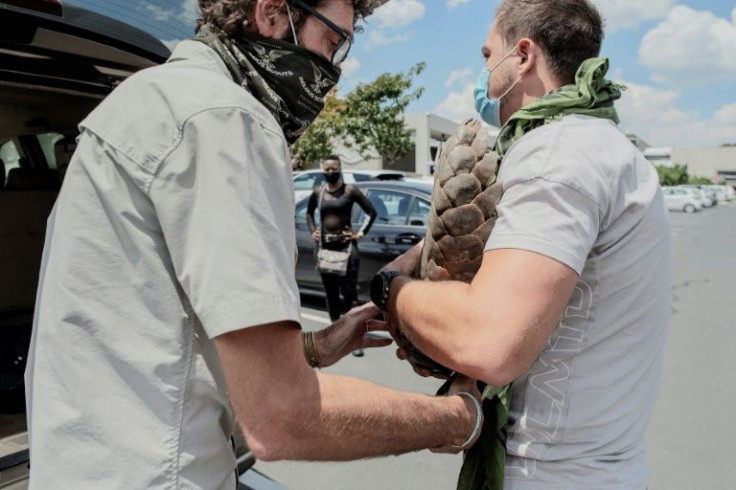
top-left (337, 62), bottom-right (426, 166)
top-left (687, 175), bottom-right (713, 185)
top-left (656, 164), bottom-right (689, 186)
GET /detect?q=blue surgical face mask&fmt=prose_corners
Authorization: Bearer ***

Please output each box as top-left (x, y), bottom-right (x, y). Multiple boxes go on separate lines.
top-left (473, 49), bottom-right (520, 127)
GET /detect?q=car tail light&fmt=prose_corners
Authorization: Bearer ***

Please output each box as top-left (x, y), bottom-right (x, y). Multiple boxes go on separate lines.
top-left (3, 0), bottom-right (63, 16)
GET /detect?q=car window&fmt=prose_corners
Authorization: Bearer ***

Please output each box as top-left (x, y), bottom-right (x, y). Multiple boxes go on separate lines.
top-left (37, 133), bottom-right (65, 169)
top-left (295, 201), bottom-right (319, 225)
top-left (294, 173), bottom-right (325, 191)
top-left (0, 140), bottom-right (22, 182)
top-left (1, 134), bottom-right (69, 190)
top-left (407, 197), bottom-right (431, 226)
top-left (352, 173), bottom-right (371, 182)
top-left (359, 190), bottom-right (412, 226)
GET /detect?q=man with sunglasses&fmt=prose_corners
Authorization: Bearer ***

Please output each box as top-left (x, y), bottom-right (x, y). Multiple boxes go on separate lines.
top-left (25, 1), bottom-right (482, 488)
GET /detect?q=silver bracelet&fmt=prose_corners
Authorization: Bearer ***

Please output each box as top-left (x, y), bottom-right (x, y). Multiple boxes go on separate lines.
top-left (451, 391), bottom-right (483, 450)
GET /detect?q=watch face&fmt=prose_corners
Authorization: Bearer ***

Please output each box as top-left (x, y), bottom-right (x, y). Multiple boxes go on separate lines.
top-left (370, 273), bottom-right (384, 307)
top-left (371, 270), bottom-right (399, 310)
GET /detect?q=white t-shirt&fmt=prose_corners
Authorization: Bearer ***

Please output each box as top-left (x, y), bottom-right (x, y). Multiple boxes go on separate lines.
top-left (486, 115), bottom-right (671, 490)
top-left (25, 41), bottom-right (301, 489)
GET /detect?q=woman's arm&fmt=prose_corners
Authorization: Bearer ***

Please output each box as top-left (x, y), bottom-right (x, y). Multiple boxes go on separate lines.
top-left (350, 185), bottom-right (378, 237)
top-left (306, 189), bottom-right (320, 239)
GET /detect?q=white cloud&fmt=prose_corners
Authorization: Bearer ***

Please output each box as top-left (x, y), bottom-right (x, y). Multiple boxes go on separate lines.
top-left (446, 0), bottom-right (472, 10)
top-left (714, 103), bottom-right (736, 124)
top-left (178, 0), bottom-right (199, 25)
top-left (445, 68), bottom-right (473, 88)
top-left (639, 6), bottom-right (736, 86)
top-left (617, 79), bottom-right (736, 148)
top-left (591, 0), bottom-right (674, 32)
top-left (340, 57), bottom-right (362, 78)
top-left (365, 30), bottom-right (409, 49)
top-left (433, 83), bottom-right (477, 122)
top-left (142, 0), bottom-right (198, 26)
top-left (372, 0), bottom-right (425, 28)
top-left (364, 0), bottom-right (423, 50)
top-left (145, 3), bottom-right (173, 22)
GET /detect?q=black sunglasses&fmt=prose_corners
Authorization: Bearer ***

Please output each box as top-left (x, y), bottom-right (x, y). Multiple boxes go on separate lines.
top-left (292, 0), bottom-right (352, 65)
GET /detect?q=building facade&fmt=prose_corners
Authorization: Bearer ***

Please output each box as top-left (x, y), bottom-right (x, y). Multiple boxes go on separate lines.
top-left (673, 146), bottom-right (736, 186)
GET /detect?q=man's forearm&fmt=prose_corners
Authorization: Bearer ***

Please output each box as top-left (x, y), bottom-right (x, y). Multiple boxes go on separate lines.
top-left (219, 322), bottom-right (477, 462)
top-left (389, 277), bottom-right (487, 377)
top-left (387, 249), bottom-right (579, 386)
top-left (266, 371), bottom-right (473, 461)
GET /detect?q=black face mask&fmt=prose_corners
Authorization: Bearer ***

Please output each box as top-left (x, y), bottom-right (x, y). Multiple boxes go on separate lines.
top-left (324, 172), bottom-right (341, 184)
top-left (194, 25), bottom-right (341, 143)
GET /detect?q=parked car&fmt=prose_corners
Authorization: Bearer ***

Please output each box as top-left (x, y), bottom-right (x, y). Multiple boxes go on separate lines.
top-left (293, 168), bottom-right (408, 202)
top-left (678, 185), bottom-right (715, 207)
top-left (661, 186), bottom-right (703, 213)
top-left (702, 184), bottom-right (734, 203)
top-left (295, 180), bottom-right (433, 300)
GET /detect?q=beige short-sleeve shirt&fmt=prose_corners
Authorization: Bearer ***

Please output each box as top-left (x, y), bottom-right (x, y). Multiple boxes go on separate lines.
top-left (25, 41), bottom-right (300, 489)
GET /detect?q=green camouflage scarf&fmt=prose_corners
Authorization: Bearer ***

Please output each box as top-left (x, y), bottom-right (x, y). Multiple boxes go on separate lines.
top-left (494, 57), bottom-right (625, 158)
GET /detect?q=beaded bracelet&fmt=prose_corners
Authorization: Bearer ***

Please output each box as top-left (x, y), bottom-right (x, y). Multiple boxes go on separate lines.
top-left (302, 331), bottom-right (321, 369)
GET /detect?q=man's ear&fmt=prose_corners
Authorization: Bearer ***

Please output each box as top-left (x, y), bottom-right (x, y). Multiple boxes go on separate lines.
top-left (516, 38), bottom-right (536, 77)
top-left (253, 0), bottom-right (290, 38)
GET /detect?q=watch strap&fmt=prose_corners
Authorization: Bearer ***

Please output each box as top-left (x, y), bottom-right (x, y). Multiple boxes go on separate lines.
top-left (372, 269), bottom-right (401, 311)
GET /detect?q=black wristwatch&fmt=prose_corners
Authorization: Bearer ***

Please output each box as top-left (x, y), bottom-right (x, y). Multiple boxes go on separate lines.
top-left (370, 270), bottom-right (401, 311)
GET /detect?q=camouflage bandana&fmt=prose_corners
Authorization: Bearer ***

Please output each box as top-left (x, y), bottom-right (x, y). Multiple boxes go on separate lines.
top-left (194, 24), bottom-right (340, 143)
top-left (494, 57), bottom-right (625, 159)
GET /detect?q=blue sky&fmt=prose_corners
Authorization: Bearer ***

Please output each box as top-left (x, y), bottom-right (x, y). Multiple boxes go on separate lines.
top-left (68, 0), bottom-right (736, 148)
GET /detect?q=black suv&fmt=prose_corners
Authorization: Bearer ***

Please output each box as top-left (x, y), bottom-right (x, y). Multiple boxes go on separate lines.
top-left (0, 1), bottom-right (169, 486)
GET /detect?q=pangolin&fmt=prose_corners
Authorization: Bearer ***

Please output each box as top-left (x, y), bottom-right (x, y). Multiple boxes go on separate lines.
top-left (398, 119), bottom-right (503, 376)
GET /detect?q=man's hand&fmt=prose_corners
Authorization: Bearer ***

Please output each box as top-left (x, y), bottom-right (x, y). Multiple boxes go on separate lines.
top-left (314, 302), bottom-right (392, 367)
top-left (372, 311), bottom-right (451, 380)
top-left (430, 375), bottom-right (483, 454)
top-left (381, 240), bottom-right (424, 276)
top-left (311, 229), bottom-right (320, 242)
top-left (394, 337), bottom-right (452, 379)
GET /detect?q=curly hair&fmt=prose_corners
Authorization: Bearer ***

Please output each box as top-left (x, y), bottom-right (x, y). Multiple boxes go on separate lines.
top-left (197, 0), bottom-right (383, 38)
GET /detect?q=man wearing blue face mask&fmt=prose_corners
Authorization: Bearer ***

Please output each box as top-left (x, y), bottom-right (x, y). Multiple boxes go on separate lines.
top-left (473, 46), bottom-right (522, 128)
top-left (24, 1), bottom-right (485, 488)
top-left (375, 0), bottom-right (671, 489)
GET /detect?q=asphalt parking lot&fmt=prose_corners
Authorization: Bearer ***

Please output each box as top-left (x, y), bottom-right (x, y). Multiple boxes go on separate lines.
top-left (255, 201), bottom-right (736, 490)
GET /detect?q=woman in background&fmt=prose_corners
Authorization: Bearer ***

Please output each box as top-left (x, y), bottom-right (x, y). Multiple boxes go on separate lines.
top-left (307, 155), bottom-right (377, 356)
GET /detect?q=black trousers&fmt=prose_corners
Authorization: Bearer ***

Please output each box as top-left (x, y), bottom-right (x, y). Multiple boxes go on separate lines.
top-left (319, 245), bottom-right (360, 322)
